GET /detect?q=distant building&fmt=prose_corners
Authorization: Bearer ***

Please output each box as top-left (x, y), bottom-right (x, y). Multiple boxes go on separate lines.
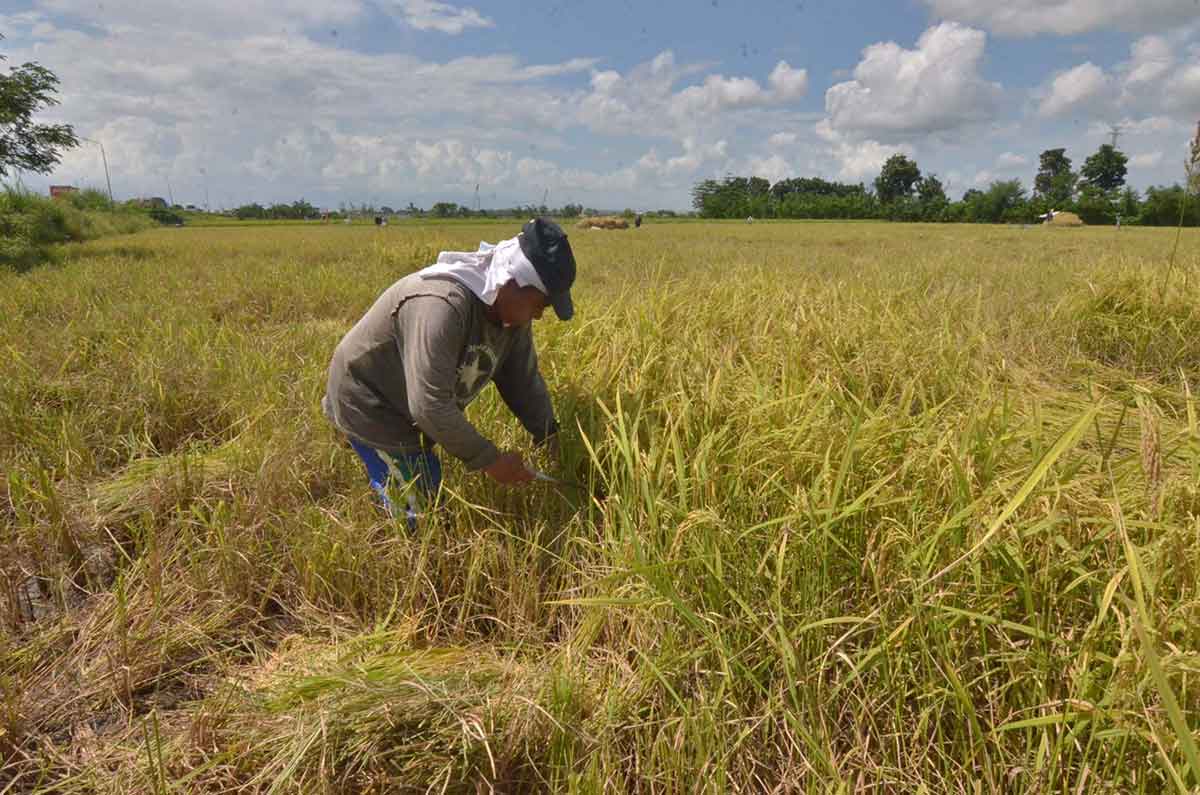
top-left (49, 185), bottom-right (78, 199)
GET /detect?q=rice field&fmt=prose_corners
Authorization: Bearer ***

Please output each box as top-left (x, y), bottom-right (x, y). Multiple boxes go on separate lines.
top-left (2, 219), bottom-right (1199, 793)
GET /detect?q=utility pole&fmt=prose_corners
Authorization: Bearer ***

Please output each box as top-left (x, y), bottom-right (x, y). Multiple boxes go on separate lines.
top-left (165, 175), bottom-right (174, 207)
top-left (1108, 124), bottom-right (1122, 149)
top-left (200, 167), bottom-right (210, 212)
top-left (80, 137), bottom-right (114, 212)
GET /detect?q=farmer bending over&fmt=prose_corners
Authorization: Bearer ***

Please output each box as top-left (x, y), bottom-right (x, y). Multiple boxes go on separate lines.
top-left (322, 217), bottom-right (576, 525)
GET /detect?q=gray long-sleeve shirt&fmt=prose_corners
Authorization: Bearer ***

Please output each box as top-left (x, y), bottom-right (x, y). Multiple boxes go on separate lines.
top-left (322, 272), bottom-right (558, 470)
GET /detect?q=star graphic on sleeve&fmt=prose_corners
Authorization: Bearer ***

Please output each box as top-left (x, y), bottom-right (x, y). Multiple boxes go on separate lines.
top-left (455, 345), bottom-right (496, 402)
top-left (459, 357), bottom-right (486, 393)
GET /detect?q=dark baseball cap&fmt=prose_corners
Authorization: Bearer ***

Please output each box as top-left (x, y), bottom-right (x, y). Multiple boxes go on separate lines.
top-left (519, 217), bottom-right (576, 320)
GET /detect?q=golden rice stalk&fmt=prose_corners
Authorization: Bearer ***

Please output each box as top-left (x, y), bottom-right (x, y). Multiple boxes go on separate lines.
top-left (1137, 397), bottom-right (1163, 520)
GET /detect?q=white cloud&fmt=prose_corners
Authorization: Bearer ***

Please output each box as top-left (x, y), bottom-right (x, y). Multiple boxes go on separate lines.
top-left (922, 0), bottom-right (1199, 36)
top-left (1036, 62), bottom-right (1113, 117)
top-left (996, 151), bottom-right (1028, 168)
top-left (36, 0), bottom-right (363, 36)
top-left (768, 61), bottom-right (809, 101)
top-left (743, 153), bottom-right (793, 184)
top-left (768, 132), bottom-right (798, 148)
top-left (1130, 151), bottom-right (1164, 168)
top-left (1165, 61), bottom-right (1200, 113)
top-left (637, 138), bottom-right (731, 181)
top-left (1034, 33), bottom-right (1200, 124)
top-left (381, 0), bottom-right (493, 34)
top-left (814, 120), bottom-right (908, 182)
top-left (577, 51), bottom-right (807, 138)
top-left (1124, 36), bottom-right (1174, 87)
top-left (0, 9), bottom-right (616, 206)
top-left (671, 75), bottom-right (769, 116)
top-left (824, 22), bottom-right (1002, 141)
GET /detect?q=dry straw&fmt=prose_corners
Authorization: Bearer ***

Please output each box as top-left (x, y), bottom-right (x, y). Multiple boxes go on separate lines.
top-left (576, 215), bottom-right (629, 230)
top-left (1046, 210), bottom-right (1084, 226)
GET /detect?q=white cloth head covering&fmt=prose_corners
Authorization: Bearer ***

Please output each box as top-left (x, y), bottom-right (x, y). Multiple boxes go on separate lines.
top-left (417, 235), bottom-right (546, 306)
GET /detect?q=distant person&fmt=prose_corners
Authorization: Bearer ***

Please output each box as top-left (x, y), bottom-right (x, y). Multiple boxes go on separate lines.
top-left (374, 215), bottom-right (383, 226)
top-left (634, 213), bottom-right (643, 228)
top-left (322, 218), bottom-right (576, 528)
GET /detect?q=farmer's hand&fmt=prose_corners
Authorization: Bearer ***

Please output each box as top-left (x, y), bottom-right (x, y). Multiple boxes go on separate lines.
top-left (484, 452), bottom-right (535, 485)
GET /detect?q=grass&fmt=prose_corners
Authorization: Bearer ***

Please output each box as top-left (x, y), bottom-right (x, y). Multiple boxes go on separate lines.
top-left (1, 220), bottom-right (1198, 792)
top-left (0, 187), bottom-right (155, 272)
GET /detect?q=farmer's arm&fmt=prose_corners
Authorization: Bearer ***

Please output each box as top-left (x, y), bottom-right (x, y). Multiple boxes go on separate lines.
top-left (493, 326), bottom-right (559, 445)
top-left (399, 298), bottom-right (500, 471)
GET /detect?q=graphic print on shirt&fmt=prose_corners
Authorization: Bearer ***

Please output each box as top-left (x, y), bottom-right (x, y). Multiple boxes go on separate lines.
top-left (455, 343), bottom-right (496, 405)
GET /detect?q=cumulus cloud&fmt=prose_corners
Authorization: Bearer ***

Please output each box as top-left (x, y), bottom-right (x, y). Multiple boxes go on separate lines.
top-left (922, 0), bottom-right (1198, 36)
top-left (1124, 36), bottom-right (1174, 87)
top-left (996, 152), bottom-right (1028, 168)
top-left (577, 51), bottom-right (808, 138)
top-left (742, 153), bottom-right (793, 184)
top-left (0, 8), bottom-right (607, 204)
top-left (824, 22), bottom-right (1002, 141)
top-left (1034, 34), bottom-right (1200, 122)
top-left (814, 120), bottom-right (908, 182)
top-left (767, 61), bottom-right (809, 101)
top-left (768, 132), bottom-right (798, 148)
top-left (1036, 62), bottom-right (1113, 117)
top-left (637, 138), bottom-right (731, 182)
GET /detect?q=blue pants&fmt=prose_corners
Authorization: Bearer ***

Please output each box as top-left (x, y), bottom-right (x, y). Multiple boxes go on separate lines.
top-left (348, 439), bottom-right (442, 529)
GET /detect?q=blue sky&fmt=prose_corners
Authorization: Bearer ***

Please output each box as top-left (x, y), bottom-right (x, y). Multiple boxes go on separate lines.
top-left (3, 0), bottom-right (1198, 211)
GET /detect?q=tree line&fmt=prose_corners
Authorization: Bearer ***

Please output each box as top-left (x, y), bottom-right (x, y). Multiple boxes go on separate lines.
top-left (692, 141), bottom-right (1200, 226)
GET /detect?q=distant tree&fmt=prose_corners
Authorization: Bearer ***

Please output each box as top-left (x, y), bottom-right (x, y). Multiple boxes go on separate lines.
top-left (963, 179), bottom-right (1027, 223)
top-left (916, 175), bottom-right (948, 216)
top-left (1141, 184), bottom-right (1200, 226)
top-left (379, 205), bottom-right (395, 215)
top-left (559, 203), bottom-right (582, 218)
top-left (1034, 148), bottom-right (1076, 205)
top-left (874, 155), bottom-right (922, 204)
top-left (291, 198), bottom-right (318, 219)
top-left (234, 203), bottom-right (267, 220)
top-left (0, 35), bottom-right (78, 177)
top-left (1117, 187), bottom-right (1141, 222)
top-left (770, 177), bottom-right (865, 200)
top-left (1074, 184), bottom-right (1118, 225)
top-left (1080, 144), bottom-right (1128, 192)
top-left (431, 202), bottom-right (459, 217)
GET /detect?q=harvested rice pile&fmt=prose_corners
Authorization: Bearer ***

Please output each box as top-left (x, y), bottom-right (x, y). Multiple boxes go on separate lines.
top-left (1047, 211), bottom-right (1084, 226)
top-left (577, 216), bottom-right (629, 230)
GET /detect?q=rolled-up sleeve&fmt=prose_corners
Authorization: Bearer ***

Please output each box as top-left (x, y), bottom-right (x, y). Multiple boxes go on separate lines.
top-left (493, 326), bottom-right (559, 444)
top-left (398, 298), bottom-right (500, 471)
